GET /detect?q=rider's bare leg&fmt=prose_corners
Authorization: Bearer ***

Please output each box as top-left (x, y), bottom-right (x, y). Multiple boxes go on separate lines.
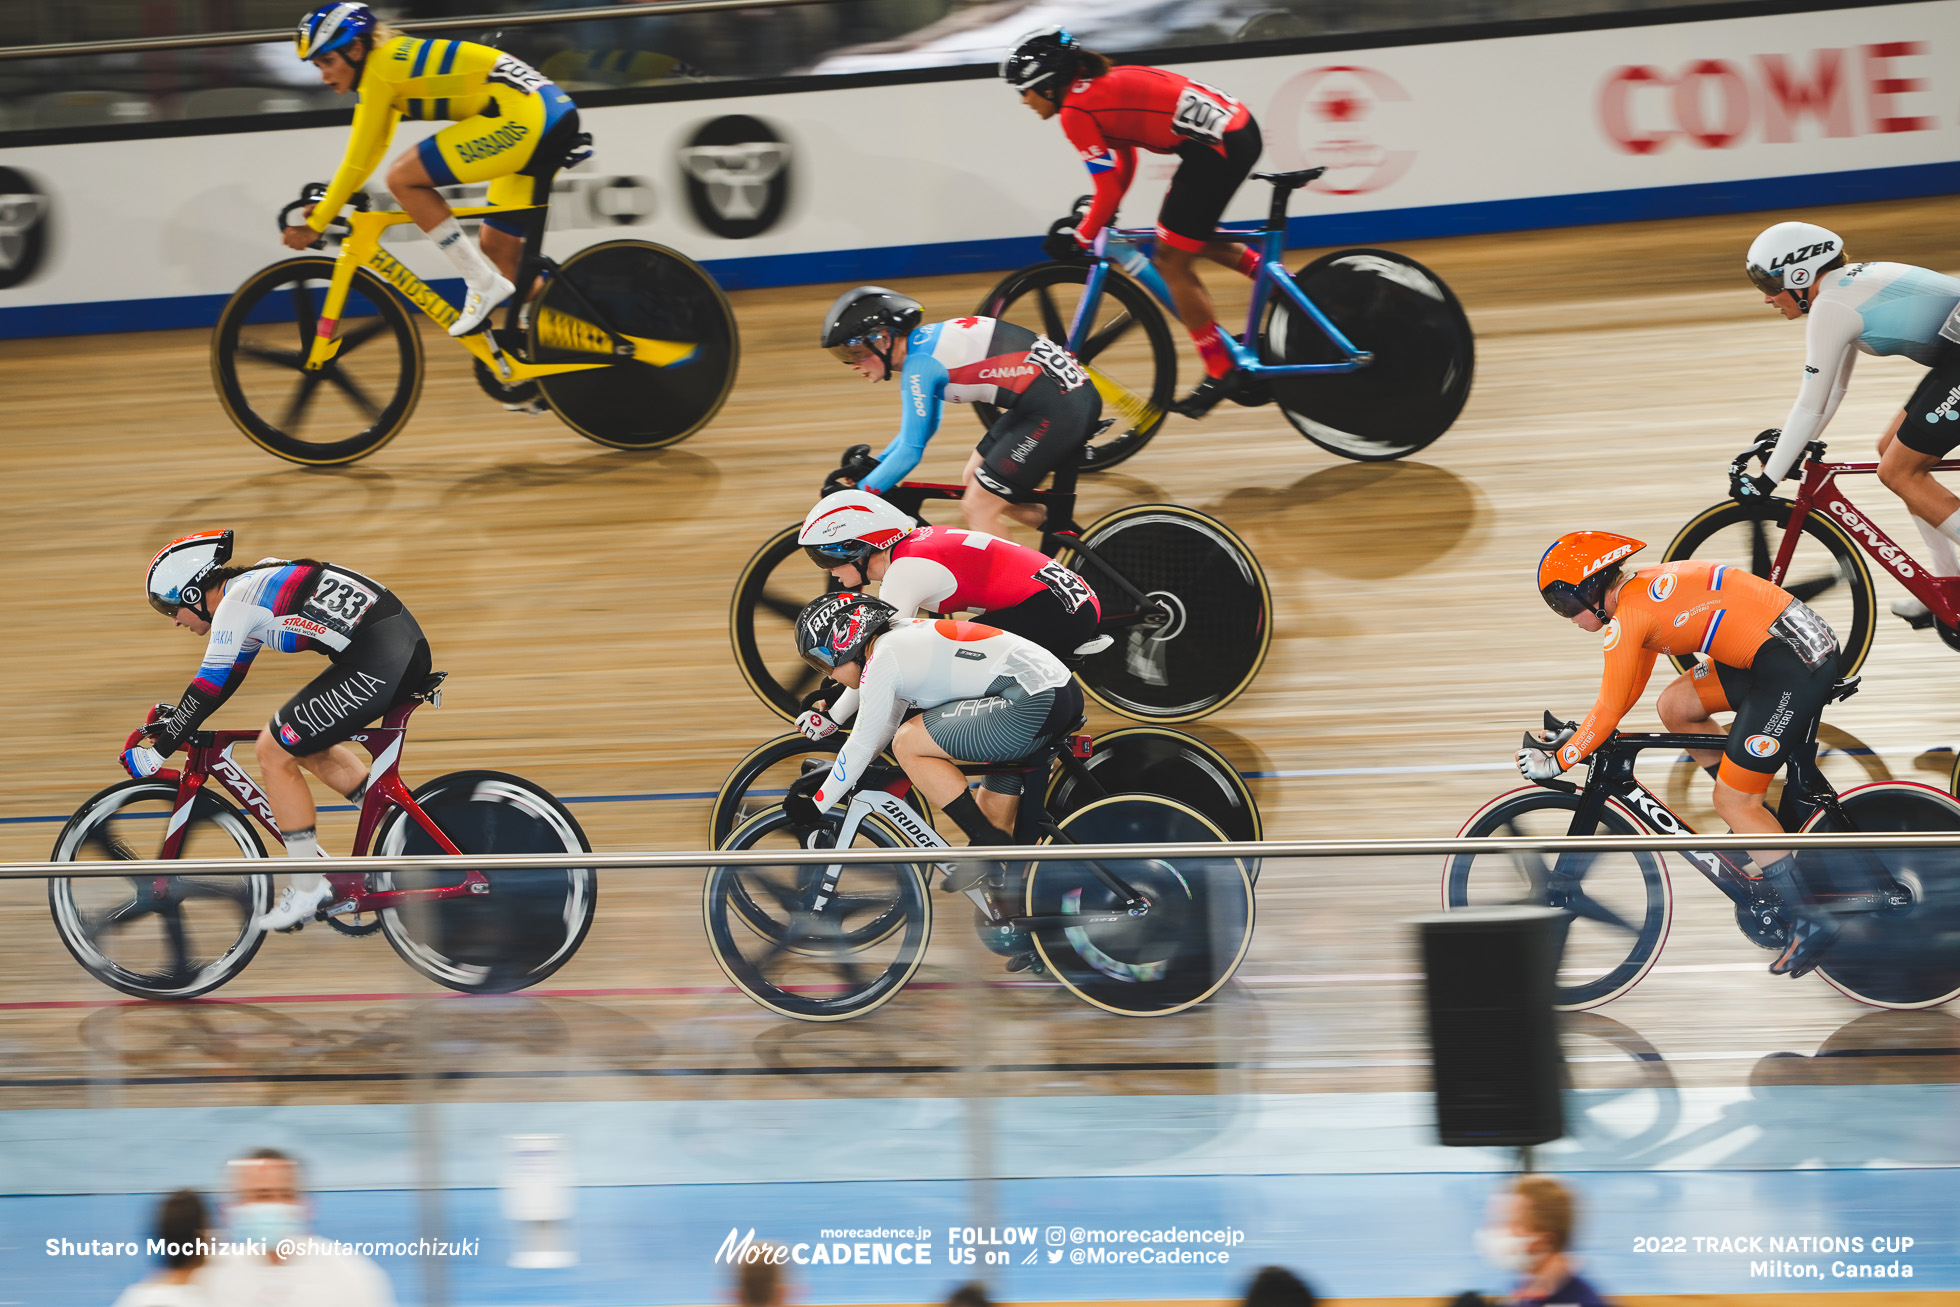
top-left (895, 717), bottom-right (1018, 843)
top-left (1657, 672), bottom-right (1787, 866)
top-left (1878, 410), bottom-right (1960, 535)
top-left (960, 452), bottom-right (1046, 535)
top-left (384, 150), bottom-right (505, 294)
top-left (1156, 244), bottom-right (1231, 377)
top-left (478, 224), bottom-right (525, 286)
top-left (1200, 240), bottom-right (1257, 277)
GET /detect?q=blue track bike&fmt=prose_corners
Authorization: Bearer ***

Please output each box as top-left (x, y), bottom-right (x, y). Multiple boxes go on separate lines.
top-left (976, 167), bottom-right (1474, 470)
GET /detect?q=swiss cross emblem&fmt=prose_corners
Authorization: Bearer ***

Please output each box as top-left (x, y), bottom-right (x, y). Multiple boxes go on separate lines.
top-left (954, 316), bottom-right (981, 328)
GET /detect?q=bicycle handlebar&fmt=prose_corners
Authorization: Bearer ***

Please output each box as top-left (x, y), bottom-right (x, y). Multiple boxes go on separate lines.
top-left (277, 181), bottom-right (371, 249)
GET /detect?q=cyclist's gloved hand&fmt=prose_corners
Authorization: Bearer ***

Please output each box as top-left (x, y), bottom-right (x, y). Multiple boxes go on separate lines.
top-left (796, 709), bottom-right (839, 741)
top-left (1733, 471), bottom-right (1778, 502)
top-left (781, 767), bottom-right (827, 830)
top-left (121, 746), bottom-right (166, 780)
top-left (1515, 744), bottom-right (1563, 783)
top-left (1042, 217), bottom-right (1092, 266)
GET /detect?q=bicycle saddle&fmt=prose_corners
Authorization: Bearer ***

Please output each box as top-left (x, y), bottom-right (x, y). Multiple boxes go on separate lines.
top-left (1252, 167), bottom-right (1325, 190)
top-left (1828, 675), bottom-right (1861, 704)
top-left (1073, 634), bottom-right (1114, 657)
top-left (410, 670), bottom-right (448, 702)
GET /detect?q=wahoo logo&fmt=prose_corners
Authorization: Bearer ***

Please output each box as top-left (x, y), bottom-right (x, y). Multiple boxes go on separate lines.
top-left (1744, 734), bottom-right (1780, 758)
top-left (1924, 383), bottom-right (1960, 424)
top-left (1648, 573), bottom-right (1677, 603)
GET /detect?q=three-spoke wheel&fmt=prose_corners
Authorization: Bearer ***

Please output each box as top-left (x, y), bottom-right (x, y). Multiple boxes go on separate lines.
top-left (373, 770), bottom-right (596, 994)
top-left (1663, 499), bottom-right (1876, 677)
top-left (1445, 789), bottom-right (1673, 1010)
top-left (49, 780), bottom-right (274, 999)
top-left (976, 263), bottom-right (1176, 470)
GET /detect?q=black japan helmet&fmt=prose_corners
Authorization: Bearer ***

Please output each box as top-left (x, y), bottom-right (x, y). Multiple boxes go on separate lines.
top-left (794, 592), bottom-right (896, 674)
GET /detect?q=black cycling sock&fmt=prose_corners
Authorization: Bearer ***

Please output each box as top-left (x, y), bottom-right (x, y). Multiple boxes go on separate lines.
top-left (943, 792), bottom-right (1015, 846)
top-left (1759, 853), bottom-right (1804, 905)
top-left (345, 778), bottom-right (368, 806)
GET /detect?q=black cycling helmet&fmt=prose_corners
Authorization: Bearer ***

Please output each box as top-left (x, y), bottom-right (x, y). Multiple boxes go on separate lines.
top-left (820, 285), bottom-right (922, 380)
top-left (1001, 27), bottom-right (1081, 100)
top-left (794, 592), bottom-right (896, 674)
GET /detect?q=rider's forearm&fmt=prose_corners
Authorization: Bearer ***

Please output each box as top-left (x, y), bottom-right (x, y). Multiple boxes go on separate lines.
top-left (310, 105), bottom-right (399, 231)
top-left (150, 682), bottom-right (224, 755)
top-left (827, 686), bottom-right (860, 724)
top-left (1765, 405), bottom-right (1826, 482)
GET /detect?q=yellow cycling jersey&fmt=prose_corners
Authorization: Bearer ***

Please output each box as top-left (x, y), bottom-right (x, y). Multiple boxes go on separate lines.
top-left (309, 35), bottom-right (557, 231)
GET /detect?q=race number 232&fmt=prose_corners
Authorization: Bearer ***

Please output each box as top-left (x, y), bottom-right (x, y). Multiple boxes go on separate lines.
top-left (1172, 84), bottom-right (1233, 143)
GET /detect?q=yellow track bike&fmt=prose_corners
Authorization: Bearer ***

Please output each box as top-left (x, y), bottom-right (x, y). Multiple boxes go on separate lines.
top-left (212, 183), bottom-right (738, 465)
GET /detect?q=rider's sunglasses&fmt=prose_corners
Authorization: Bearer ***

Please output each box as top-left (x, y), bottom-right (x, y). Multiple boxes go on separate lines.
top-left (828, 342), bottom-right (875, 365)
top-left (804, 542), bottom-right (866, 569)
top-left (1746, 264), bottom-right (1785, 298)
top-left (1541, 572), bottom-right (1610, 620)
top-left (798, 644), bottom-right (843, 674)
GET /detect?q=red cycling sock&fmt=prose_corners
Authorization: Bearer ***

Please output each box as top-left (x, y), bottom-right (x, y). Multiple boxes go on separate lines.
top-left (1235, 247), bottom-right (1263, 279)
top-left (1193, 327), bottom-right (1234, 379)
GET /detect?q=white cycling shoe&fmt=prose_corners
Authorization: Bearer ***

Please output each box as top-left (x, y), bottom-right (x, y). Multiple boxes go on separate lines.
top-left (257, 880), bottom-right (334, 933)
top-left (449, 275), bottom-right (514, 337)
top-left (1892, 595), bottom-right (1935, 628)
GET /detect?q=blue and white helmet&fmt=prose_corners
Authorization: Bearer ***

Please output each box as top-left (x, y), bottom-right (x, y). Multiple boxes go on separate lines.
top-left (295, 2), bottom-right (376, 61)
top-left (146, 529), bottom-right (233, 619)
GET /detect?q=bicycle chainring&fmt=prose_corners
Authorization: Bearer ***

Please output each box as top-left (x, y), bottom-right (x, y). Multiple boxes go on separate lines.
top-left (1735, 897), bottom-right (1790, 950)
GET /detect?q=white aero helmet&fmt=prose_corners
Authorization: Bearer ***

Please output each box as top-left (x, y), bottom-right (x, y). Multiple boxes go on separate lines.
top-left (798, 490), bottom-right (916, 571)
top-left (1746, 221), bottom-right (1845, 307)
top-left (146, 529), bottom-right (233, 618)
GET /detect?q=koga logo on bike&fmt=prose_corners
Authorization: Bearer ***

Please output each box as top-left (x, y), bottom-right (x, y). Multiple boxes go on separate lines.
top-left (1825, 500), bottom-right (1917, 578)
top-left (1924, 383), bottom-right (1960, 424)
top-left (0, 166), bottom-right (50, 291)
top-left (1648, 572), bottom-right (1677, 603)
top-left (1625, 784), bottom-right (1687, 835)
top-left (680, 115), bottom-right (790, 240)
top-left (1745, 734), bottom-right (1780, 757)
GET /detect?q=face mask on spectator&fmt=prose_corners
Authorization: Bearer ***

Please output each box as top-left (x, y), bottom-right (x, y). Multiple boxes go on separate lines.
top-left (231, 1201), bottom-right (306, 1248)
top-left (1475, 1226), bottom-right (1534, 1272)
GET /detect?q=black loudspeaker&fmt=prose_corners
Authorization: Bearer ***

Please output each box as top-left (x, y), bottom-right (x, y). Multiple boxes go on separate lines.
top-left (1415, 907), bottom-right (1565, 1147)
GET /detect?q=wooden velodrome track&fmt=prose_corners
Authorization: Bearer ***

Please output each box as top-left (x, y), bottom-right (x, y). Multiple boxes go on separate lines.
top-left (3, 197), bottom-right (1959, 1121)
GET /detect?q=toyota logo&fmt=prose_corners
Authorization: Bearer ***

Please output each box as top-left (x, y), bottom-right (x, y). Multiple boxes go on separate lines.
top-left (0, 166), bottom-right (50, 290)
top-left (679, 115), bottom-right (791, 240)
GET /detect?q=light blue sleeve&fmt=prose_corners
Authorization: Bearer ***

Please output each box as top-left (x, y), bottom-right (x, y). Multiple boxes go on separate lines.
top-left (861, 345), bottom-right (948, 493)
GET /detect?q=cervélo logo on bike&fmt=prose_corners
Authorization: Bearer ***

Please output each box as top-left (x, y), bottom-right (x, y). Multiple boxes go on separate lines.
top-left (1826, 500), bottom-right (1916, 577)
top-left (680, 115), bottom-right (791, 239)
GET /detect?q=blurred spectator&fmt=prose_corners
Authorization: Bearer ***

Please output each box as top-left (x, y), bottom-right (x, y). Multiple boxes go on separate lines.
top-left (201, 1148), bottom-right (396, 1306)
top-left (112, 1189), bottom-right (214, 1307)
top-left (1243, 1266), bottom-right (1318, 1307)
top-left (947, 1284), bottom-right (992, 1307)
top-left (735, 1242), bottom-right (787, 1307)
top-left (1465, 1175), bottom-right (1614, 1306)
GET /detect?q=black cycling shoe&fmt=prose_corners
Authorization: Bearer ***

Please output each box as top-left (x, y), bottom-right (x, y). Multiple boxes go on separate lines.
top-left (1768, 912), bottom-right (1839, 978)
top-left (1004, 950), bottom-right (1046, 975)
top-left (1174, 369), bottom-right (1267, 418)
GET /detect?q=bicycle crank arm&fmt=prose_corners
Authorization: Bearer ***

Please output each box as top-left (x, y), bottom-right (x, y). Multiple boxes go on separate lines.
top-left (1087, 367), bottom-right (1162, 430)
top-left (1011, 911), bottom-right (1141, 930)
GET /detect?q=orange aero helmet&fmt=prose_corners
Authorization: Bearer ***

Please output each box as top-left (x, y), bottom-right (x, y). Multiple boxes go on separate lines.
top-left (1537, 531), bottom-right (1645, 620)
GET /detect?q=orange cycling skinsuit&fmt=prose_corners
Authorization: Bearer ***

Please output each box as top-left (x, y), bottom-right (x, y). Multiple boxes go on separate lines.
top-left (310, 34), bottom-right (580, 239)
top-left (1558, 561), bottom-right (1841, 793)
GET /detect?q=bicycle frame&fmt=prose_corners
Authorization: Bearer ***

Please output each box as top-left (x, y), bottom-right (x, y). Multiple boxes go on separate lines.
top-left (299, 201), bottom-right (697, 383)
top-left (1079, 206), bottom-right (1372, 381)
top-left (152, 694), bottom-right (484, 912)
top-left (1776, 449), bottom-right (1960, 623)
top-left (1552, 731), bottom-right (1895, 914)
